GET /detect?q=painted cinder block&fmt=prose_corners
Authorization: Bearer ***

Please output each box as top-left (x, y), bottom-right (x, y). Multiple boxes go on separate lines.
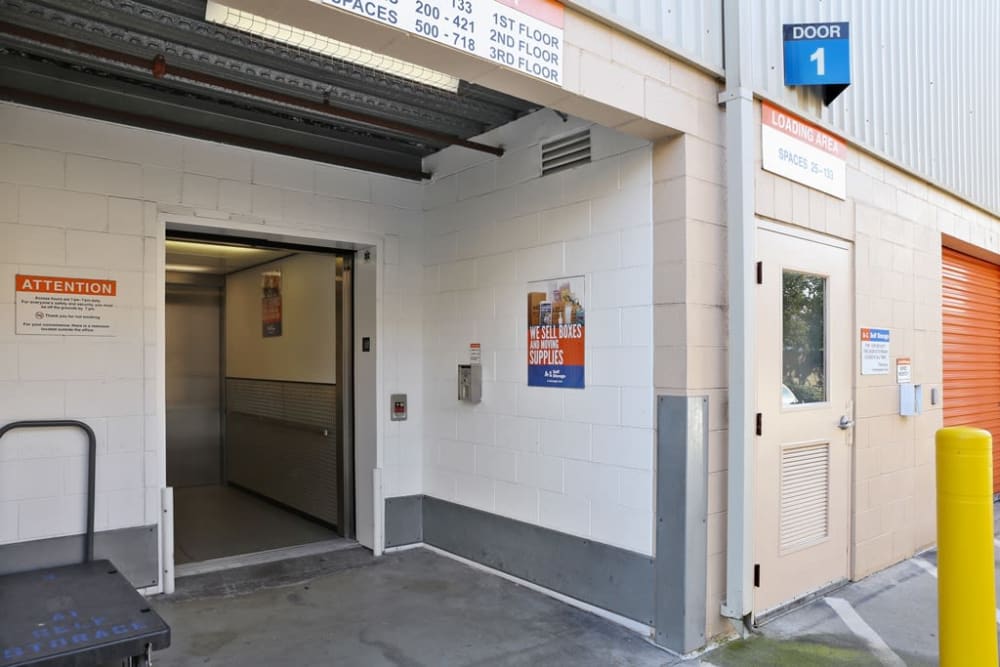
top-left (591, 501), bottom-right (651, 553)
top-left (66, 231), bottom-right (143, 271)
top-left (17, 494), bottom-right (85, 540)
top-left (19, 186), bottom-right (107, 231)
top-left (516, 451), bottom-right (563, 493)
top-left (183, 140), bottom-right (252, 182)
top-left (494, 480), bottom-right (539, 523)
top-left (592, 425), bottom-right (653, 471)
top-left (454, 472), bottom-right (494, 512)
top-left (180, 173), bottom-right (219, 209)
top-left (66, 155), bottom-right (142, 199)
top-left (539, 419), bottom-right (591, 460)
top-left (538, 488), bottom-right (589, 536)
top-left (474, 445), bottom-right (517, 483)
top-left (0, 144), bottom-right (65, 188)
top-left (0, 222), bottom-right (66, 265)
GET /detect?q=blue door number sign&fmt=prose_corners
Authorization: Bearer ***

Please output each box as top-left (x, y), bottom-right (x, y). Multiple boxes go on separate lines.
top-left (783, 22), bottom-right (850, 86)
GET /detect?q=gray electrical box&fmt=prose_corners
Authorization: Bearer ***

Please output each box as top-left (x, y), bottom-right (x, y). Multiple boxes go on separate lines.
top-left (899, 383), bottom-right (923, 417)
top-left (458, 364), bottom-right (482, 403)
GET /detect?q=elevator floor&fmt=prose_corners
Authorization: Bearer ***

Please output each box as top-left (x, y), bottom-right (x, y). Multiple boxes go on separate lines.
top-left (173, 485), bottom-right (340, 564)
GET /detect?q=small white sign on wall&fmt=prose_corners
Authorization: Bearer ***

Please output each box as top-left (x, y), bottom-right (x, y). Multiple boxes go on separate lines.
top-left (15, 273), bottom-right (119, 336)
top-left (860, 327), bottom-right (890, 375)
top-left (896, 357), bottom-right (912, 384)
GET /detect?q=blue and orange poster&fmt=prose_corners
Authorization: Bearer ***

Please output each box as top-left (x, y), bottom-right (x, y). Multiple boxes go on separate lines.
top-left (527, 276), bottom-right (585, 388)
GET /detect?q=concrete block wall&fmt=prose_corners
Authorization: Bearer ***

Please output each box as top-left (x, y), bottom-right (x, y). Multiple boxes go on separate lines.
top-left (420, 110), bottom-right (657, 555)
top-left (650, 132), bottom-right (730, 639)
top-left (754, 100), bottom-right (1000, 579)
top-left (0, 102), bottom-right (425, 548)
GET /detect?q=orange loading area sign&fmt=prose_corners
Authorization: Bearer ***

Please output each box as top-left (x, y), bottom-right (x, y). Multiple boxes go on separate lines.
top-left (15, 273), bottom-right (119, 336)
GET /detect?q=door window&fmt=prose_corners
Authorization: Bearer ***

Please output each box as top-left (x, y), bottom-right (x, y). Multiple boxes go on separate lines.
top-left (782, 271), bottom-right (826, 405)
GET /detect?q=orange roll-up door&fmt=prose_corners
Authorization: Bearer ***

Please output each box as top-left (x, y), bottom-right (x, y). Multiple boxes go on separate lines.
top-left (942, 247), bottom-right (1000, 493)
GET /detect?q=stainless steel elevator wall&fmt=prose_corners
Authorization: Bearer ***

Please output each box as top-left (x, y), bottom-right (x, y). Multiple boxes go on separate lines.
top-left (225, 378), bottom-right (338, 527)
top-left (166, 285), bottom-right (223, 488)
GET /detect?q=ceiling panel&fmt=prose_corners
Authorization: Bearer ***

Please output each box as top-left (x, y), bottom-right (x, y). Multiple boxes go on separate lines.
top-left (0, 0), bottom-right (540, 180)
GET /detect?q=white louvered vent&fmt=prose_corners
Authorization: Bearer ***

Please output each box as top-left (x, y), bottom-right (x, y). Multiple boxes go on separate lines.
top-left (541, 129), bottom-right (591, 175)
top-left (779, 442), bottom-right (830, 551)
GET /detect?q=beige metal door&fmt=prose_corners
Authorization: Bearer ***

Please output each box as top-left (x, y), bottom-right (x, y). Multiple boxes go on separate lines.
top-left (754, 225), bottom-right (852, 615)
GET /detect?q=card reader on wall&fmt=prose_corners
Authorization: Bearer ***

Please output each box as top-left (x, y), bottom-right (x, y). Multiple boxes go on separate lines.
top-left (458, 364), bottom-right (482, 403)
top-left (899, 383), bottom-right (922, 417)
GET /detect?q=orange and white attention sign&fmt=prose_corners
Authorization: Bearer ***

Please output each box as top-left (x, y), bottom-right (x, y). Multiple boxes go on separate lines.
top-left (761, 101), bottom-right (847, 199)
top-left (15, 274), bottom-right (119, 336)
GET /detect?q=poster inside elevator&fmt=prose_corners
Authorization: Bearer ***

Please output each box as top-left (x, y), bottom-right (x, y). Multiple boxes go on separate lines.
top-left (527, 276), bottom-right (585, 388)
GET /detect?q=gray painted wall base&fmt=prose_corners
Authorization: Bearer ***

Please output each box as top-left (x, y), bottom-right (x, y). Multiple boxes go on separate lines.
top-left (0, 524), bottom-right (159, 588)
top-left (384, 396), bottom-right (709, 653)
top-left (384, 495), bottom-right (422, 548)
top-left (384, 494), bottom-right (654, 625)
top-left (655, 395), bottom-right (709, 653)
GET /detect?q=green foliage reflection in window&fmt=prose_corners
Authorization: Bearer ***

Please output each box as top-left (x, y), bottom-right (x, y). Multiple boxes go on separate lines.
top-left (782, 271), bottom-right (826, 405)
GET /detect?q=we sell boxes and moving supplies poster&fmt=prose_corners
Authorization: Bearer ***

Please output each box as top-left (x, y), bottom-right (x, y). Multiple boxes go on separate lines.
top-left (527, 276), bottom-right (584, 388)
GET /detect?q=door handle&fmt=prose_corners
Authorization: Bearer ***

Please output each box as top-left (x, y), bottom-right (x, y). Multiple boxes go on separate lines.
top-left (838, 415), bottom-right (854, 430)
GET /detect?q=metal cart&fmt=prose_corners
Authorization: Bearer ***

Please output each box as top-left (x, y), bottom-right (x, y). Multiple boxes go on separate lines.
top-left (0, 420), bottom-right (171, 666)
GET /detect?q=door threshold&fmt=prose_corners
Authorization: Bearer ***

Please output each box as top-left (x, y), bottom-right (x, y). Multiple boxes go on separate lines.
top-left (754, 578), bottom-right (849, 627)
top-left (175, 539), bottom-right (357, 578)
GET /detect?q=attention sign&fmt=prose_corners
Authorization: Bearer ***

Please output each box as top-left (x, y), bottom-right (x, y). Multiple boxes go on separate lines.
top-left (320, 0), bottom-right (564, 85)
top-left (761, 101), bottom-right (846, 199)
top-left (527, 276), bottom-right (584, 388)
top-left (15, 274), bottom-right (119, 336)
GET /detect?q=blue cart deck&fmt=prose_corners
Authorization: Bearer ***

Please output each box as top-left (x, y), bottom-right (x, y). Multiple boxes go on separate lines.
top-left (0, 559), bottom-right (170, 666)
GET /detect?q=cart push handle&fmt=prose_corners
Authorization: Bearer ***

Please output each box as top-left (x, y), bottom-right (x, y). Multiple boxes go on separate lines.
top-left (0, 420), bottom-right (97, 563)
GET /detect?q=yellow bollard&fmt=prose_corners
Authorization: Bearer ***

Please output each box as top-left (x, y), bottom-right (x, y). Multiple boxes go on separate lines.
top-left (936, 426), bottom-right (998, 666)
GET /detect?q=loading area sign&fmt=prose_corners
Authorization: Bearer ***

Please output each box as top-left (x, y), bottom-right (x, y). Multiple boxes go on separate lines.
top-left (15, 274), bottom-right (119, 336)
top-left (761, 101), bottom-right (847, 199)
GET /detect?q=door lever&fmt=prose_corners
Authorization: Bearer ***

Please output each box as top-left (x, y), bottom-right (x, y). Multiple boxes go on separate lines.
top-left (838, 415), bottom-right (854, 430)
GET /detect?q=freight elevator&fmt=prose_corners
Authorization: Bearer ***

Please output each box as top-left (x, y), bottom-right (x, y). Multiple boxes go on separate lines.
top-left (164, 235), bottom-right (353, 567)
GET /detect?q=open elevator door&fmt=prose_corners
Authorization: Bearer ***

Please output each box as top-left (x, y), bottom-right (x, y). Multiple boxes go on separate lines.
top-left (165, 234), bottom-right (355, 566)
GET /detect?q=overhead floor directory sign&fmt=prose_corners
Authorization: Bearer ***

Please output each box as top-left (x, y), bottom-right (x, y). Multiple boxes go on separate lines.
top-left (320, 0), bottom-right (564, 85)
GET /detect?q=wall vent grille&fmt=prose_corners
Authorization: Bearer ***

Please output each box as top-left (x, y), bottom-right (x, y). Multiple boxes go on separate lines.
top-left (541, 129), bottom-right (591, 175)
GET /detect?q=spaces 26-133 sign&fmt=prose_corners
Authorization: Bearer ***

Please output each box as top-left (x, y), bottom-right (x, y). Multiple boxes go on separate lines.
top-left (783, 22), bottom-right (850, 86)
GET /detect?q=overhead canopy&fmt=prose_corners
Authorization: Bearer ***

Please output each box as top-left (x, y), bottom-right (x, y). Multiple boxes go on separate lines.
top-left (0, 0), bottom-right (539, 180)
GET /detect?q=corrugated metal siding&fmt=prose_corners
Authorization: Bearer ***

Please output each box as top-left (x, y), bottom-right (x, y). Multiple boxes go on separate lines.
top-left (564, 0), bottom-right (724, 73)
top-left (751, 0), bottom-right (1000, 216)
top-left (942, 247), bottom-right (1000, 492)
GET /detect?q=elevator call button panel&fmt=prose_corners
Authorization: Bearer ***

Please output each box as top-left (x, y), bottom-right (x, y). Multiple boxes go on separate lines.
top-left (391, 394), bottom-right (407, 421)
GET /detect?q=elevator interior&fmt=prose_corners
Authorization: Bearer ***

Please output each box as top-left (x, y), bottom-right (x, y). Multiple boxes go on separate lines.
top-left (165, 236), bottom-right (352, 566)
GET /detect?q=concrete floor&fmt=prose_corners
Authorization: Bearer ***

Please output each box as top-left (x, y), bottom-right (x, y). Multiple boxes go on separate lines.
top-left (173, 484), bottom-right (339, 564)
top-left (693, 509), bottom-right (1000, 666)
top-left (152, 509), bottom-right (1000, 665)
top-left (153, 547), bottom-right (676, 666)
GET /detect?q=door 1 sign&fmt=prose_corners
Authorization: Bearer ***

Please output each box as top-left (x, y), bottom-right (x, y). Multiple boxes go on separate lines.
top-left (783, 22), bottom-right (850, 104)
